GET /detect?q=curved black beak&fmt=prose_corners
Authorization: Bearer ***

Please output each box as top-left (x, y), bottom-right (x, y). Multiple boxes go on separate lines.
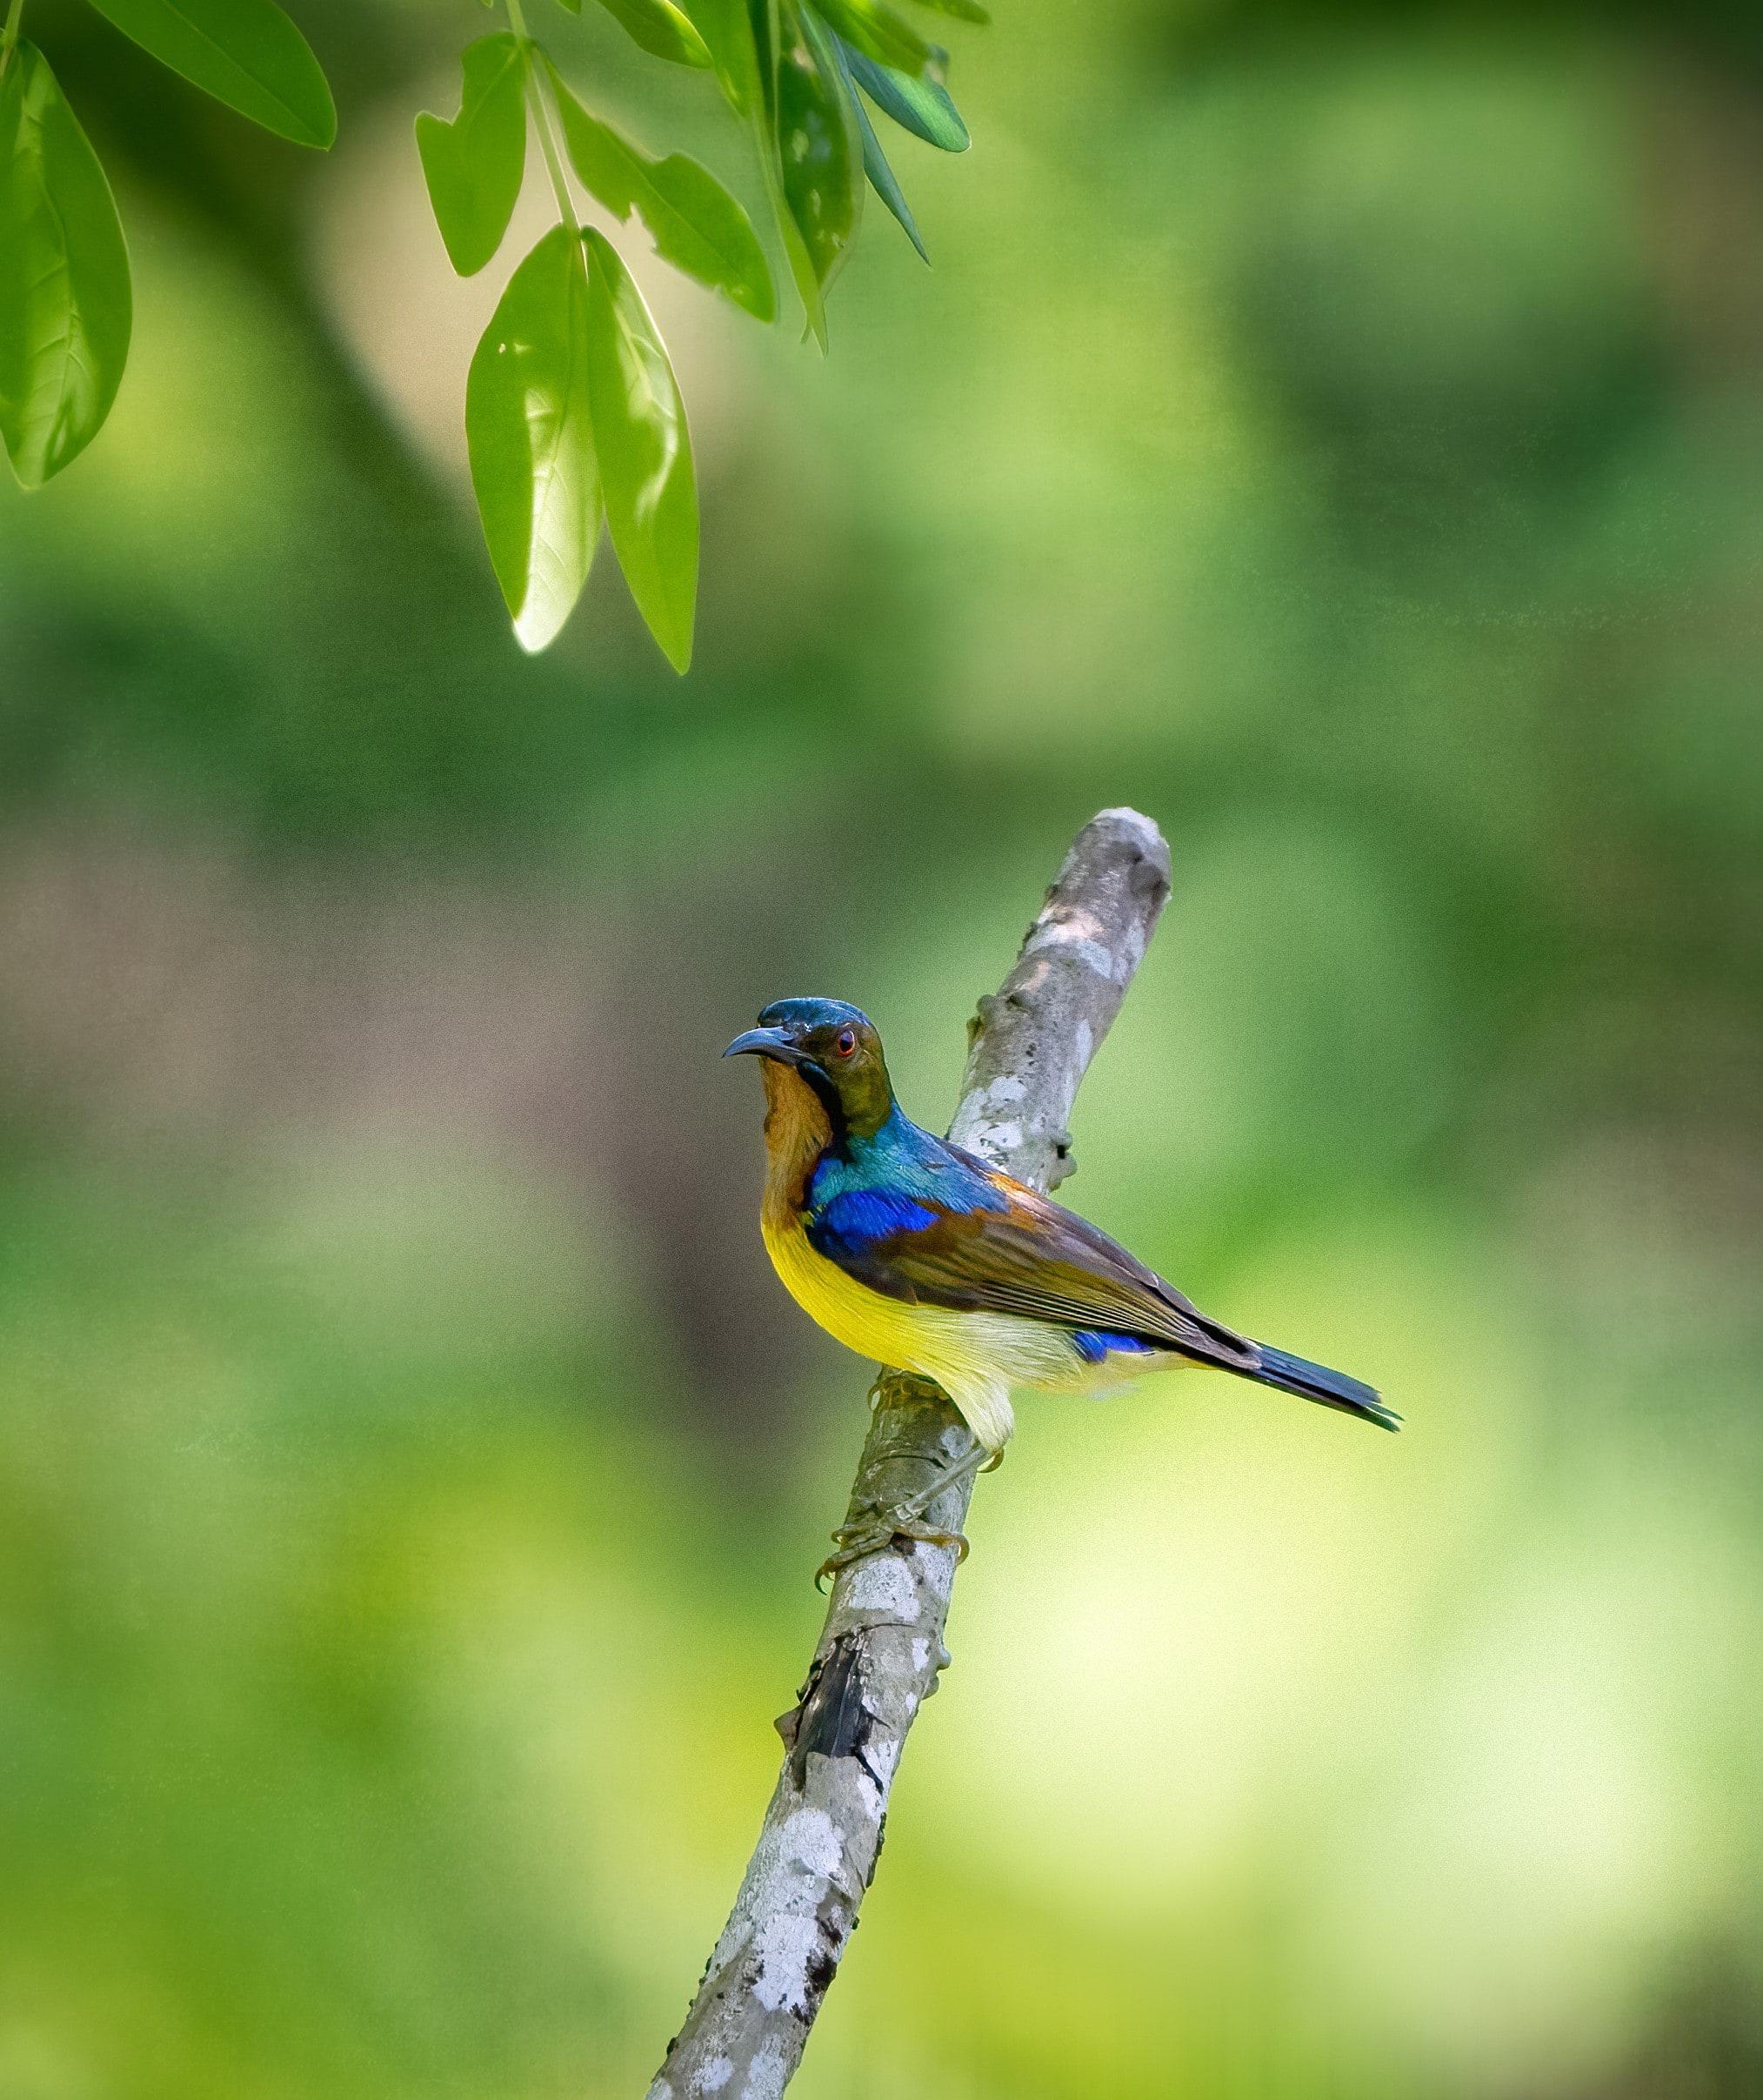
top-left (722, 1026), bottom-right (803, 1065)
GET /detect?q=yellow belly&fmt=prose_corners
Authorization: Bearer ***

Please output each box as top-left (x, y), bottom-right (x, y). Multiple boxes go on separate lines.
top-left (752, 1063), bottom-right (1073, 1448)
top-left (763, 1209), bottom-right (933, 1371)
top-left (759, 1210), bottom-right (1103, 1450)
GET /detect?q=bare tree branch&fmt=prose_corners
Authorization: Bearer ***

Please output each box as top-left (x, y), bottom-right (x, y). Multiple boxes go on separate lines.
top-left (647, 808), bottom-right (1172, 2100)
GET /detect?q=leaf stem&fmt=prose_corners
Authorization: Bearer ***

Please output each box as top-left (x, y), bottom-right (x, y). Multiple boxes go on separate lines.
top-left (0, 0), bottom-right (25, 80)
top-left (504, 0), bottom-right (578, 234)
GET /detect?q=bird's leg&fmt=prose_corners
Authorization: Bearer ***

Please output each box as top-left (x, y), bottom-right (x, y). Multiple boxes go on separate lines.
top-left (888, 1435), bottom-right (998, 1520)
top-left (816, 1437), bottom-right (999, 1588)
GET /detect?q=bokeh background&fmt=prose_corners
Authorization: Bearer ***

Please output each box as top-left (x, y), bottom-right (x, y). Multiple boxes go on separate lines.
top-left (4, 0), bottom-right (1762, 2093)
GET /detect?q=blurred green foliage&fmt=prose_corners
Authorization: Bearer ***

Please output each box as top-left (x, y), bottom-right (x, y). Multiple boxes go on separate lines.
top-left (2, 0), bottom-right (1761, 2095)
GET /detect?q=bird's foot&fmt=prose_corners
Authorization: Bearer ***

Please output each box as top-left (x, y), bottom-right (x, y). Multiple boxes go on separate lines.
top-left (815, 1512), bottom-right (969, 1590)
top-left (811, 1436), bottom-right (998, 1588)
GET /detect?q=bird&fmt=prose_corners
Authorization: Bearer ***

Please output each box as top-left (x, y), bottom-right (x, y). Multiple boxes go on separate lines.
top-left (725, 997), bottom-right (1397, 1562)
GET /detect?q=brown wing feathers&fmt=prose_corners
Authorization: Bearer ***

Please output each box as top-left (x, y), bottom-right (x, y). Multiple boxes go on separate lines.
top-left (835, 1167), bottom-right (1260, 1374)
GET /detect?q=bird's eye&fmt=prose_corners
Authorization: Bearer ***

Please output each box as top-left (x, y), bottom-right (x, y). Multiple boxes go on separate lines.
top-left (834, 1028), bottom-right (858, 1058)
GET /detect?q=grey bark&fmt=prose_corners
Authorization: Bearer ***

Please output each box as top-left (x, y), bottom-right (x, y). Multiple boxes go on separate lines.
top-left (646, 808), bottom-right (1172, 2100)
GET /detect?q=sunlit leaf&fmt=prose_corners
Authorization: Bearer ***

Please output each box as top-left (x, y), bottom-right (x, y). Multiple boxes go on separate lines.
top-left (0, 42), bottom-right (132, 488)
top-left (910, 0), bottom-right (987, 21)
top-left (415, 34), bottom-right (526, 278)
top-left (582, 229), bottom-right (698, 673)
top-left (811, 0), bottom-right (928, 77)
top-left (81, 0), bottom-right (336, 148)
top-left (840, 37), bottom-right (968, 150)
top-left (831, 38), bottom-right (925, 261)
top-left (546, 64), bottom-right (772, 321)
top-left (775, 0), bottom-right (862, 346)
top-left (584, 0), bottom-right (711, 68)
top-left (466, 225), bottom-right (601, 653)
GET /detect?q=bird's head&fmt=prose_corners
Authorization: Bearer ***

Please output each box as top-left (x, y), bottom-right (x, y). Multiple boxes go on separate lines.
top-left (723, 998), bottom-right (895, 1140)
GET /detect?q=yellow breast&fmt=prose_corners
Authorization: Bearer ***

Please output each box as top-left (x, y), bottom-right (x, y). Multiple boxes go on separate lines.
top-left (751, 1060), bottom-right (1025, 1449)
top-left (761, 1207), bottom-right (935, 1370)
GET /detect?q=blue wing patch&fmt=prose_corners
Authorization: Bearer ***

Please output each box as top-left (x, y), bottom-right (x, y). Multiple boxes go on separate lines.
top-left (1072, 1329), bottom-right (1162, 1365)
top-left (809, 1188), bottom-right (940, 1258)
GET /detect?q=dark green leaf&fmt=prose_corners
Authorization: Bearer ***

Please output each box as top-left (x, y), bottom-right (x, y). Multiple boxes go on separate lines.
top-left (0, 42), bottom-right (132, 488)
top-left (582, 229), bottom-right (698, 673)
top-left (742, 0), bottom-right (823, 344)
top-left (811, 0), bottom-right (928, 77)
top-left (855, 95), bottom-right (925, 260)
top-left (466, 225), bottom-right (601, 653)
top-left (775, 0), bottom-right (862, 345)
top-left (831, 38), bottom-right (925, 261)
top-left (81, 0), bottom-right (335, 149)
top-left (910, 0), bottom-right (987, 21)
top-left (584, 0), bottom-right (712, 68)
top-left (691, 0), bottom-right (833, 345)
top-left (546, 63), bottom-right (773, 319)
top-left (415, 34), bottom-right (525, 278)
top-left (840, 37), bottom-right (967, 150)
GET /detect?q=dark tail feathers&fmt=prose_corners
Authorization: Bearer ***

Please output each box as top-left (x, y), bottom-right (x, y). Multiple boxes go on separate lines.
top-left (1245, 1343), bottom-right (1401, 1432)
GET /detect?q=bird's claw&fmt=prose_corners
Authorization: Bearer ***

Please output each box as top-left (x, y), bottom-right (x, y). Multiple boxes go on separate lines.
top-left (814, 1515), bottom-right (970, 1590)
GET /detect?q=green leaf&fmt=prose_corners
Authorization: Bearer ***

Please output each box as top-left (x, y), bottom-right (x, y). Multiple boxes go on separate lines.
top-left (583, 0), bottom-right (712, 69)
top-left (854, 94), bottom-right (925, 260)
top-left (811, 0), bottom-right (928, 77)
top-left (910, 0), bottom-right (987, 21)
top-left (743, 0), bottom-right (822, 345)
top-left (466, 225), bottom-right (601, 653)
top-left (0, 42), bottom-right (132, 488)
top-left (546, 62), bottom-right (773, 321)
top-left (415, 34), bottom-right (525, 278)
top-left (81, 0), bottom-right (336, 149)
top-left (775, 0), bottom-right (862, 344)
top-left (831, 38), bottom-right (925, 261)
top-left (840, 37), bottom-right (967, 150)
top-left (698, 0), bottom-right (818, 341)
top-left (689, 0), bottom-right (766, 118)
top-left (582, 229), bottom-right (698, 673)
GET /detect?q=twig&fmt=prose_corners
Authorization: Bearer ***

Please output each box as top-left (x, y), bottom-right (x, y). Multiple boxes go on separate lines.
top-left (505, 0), bottom-right (579, 234)
top-left (647, 808), bottom-right (1172, 2100)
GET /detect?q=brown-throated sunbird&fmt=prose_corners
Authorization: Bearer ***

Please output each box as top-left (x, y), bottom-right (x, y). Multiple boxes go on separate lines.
top-left (726, 999), bottom-right (1397, 1570)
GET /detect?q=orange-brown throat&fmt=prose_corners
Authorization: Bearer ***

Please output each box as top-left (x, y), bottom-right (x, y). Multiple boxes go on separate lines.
top-left (760, 1060), bottom-right (833, 1224)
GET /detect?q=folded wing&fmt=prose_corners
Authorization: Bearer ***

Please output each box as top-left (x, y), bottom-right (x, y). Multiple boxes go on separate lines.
top-left (807, 1153), bottom-right (1259, 1374)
